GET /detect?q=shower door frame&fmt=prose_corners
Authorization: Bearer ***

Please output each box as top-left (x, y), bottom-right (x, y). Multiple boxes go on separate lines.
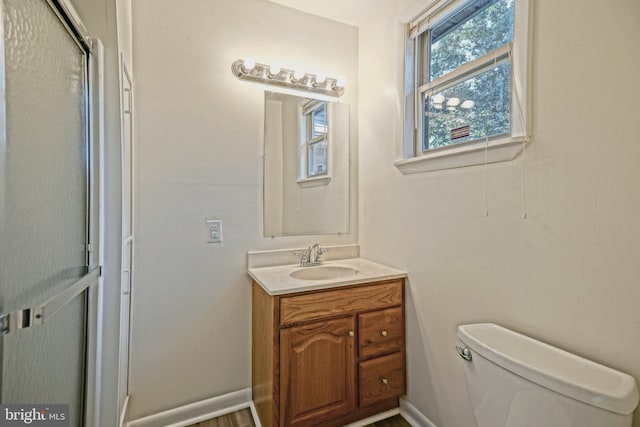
top-left (0, 0), bottom-right (104, 424)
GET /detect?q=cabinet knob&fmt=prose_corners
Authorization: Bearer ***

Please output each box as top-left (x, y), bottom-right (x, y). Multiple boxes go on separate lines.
top-left (381, 378), bottom-right (388, 385)
top-left (381, 330), bottom-right (388, 337)
top-left (348, 331), bottom-right (355, 337)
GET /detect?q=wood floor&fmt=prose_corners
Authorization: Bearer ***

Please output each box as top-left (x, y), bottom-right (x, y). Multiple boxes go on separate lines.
top-left (188, 408), bottom-right (255, 427)
top-left (186, 409), bottom-right (410, 427)
top-left (364, 415), bottom-right (411, 427)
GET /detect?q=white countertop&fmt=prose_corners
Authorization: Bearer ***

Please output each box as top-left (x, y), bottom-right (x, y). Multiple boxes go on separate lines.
top-left (248, 258), bottom-right (407, 295)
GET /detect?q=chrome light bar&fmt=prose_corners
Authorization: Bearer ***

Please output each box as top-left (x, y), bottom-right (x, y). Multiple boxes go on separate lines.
top-left (231, 58), bottom-right (345, 97)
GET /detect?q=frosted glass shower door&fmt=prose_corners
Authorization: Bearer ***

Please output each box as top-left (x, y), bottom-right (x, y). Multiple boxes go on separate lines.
top-left (0, 0), bottom-right (95, 425)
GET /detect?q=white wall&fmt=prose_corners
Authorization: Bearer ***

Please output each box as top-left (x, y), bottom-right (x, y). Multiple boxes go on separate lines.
top-left (359, 0), bottom-right (640, 426)
top-left (129, 0), bottom-right (358, 419)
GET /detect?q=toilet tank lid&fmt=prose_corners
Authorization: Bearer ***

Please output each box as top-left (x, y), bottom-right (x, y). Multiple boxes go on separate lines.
top-left (457, 323), bottom-right (640, 415)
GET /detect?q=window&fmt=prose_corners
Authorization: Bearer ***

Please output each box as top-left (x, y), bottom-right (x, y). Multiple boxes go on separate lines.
top-left (299, 100), bottom-right (329, 181)
top-left (398, 0), bottom-right (530, 173)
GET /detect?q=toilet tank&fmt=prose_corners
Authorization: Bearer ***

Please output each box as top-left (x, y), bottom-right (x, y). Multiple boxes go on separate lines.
top-left (457, 323), bottom-right (640, 427)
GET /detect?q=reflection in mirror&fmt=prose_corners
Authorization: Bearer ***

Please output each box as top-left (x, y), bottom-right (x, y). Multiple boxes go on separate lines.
top-left (264, 92), bottom-right (349, 237)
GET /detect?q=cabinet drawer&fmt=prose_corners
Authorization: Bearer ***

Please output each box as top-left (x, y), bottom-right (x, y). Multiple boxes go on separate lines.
top-left (359, 352), bottom-right (405, 407)
top-left (359, 307), bottom-right (403, 359)
top-left (280, 281), bottom-right (402, 326)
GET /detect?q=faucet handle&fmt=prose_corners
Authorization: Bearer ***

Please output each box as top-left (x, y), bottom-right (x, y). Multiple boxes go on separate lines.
top-left (293, 249), bottom-right (309, 265)
top-left (312, 245), bottom-right (327, 263)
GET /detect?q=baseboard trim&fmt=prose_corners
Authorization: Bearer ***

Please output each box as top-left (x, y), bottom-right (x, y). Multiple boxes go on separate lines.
top-left (119, 395), bottom-right (129, 427)
top-left (248, 401), bottom-right (262, 427)
top-left (126, 389), bottom-right (252, 427)
top-left (125, 391), bottom-right (436, 427)
top-left (399, 399), bottom-right (438, 427)
top-left (343, 408), bottom-right (400, 427)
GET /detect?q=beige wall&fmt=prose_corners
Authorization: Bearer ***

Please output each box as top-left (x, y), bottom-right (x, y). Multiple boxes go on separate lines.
top-left (129, 0), bottom-right (358, 419)
top-left (264, 98), bottom-right (285, 235)
top-left (115, 0), bottom-right (132, 69)
top-left (359, 0), bottom-right (640, 426)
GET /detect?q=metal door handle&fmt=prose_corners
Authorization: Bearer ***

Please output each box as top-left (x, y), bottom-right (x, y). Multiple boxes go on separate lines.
top-left (0, 267), bottom-right (100, 335)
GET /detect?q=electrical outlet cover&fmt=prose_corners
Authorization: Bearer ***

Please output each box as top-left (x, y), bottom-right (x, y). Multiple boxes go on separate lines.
top-left (206, 220), bottom-right (222, 243)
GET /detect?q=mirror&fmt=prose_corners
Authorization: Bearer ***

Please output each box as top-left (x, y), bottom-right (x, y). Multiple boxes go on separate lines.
top-left (263, 92), bottom-right (350, 236)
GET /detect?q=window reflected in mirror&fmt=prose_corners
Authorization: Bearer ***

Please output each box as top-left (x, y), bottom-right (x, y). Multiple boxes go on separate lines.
top-left (264, 92), bottom-right (349, 237)
top-left (303, 100), bottom-right (329, 178)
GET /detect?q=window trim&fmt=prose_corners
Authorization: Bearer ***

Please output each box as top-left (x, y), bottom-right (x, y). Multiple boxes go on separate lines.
top-left (298, 100), bottom-right (332, 185)
top-left (397, 0), bottom-right (531, 174)
top-left (418, 43), bottom-right (511, 99)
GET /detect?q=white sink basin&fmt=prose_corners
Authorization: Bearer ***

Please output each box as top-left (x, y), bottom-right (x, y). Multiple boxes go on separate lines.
top-left (290, 265), bottom-right (359, 281)
top-left (249, 257), bottom-right (407, 295)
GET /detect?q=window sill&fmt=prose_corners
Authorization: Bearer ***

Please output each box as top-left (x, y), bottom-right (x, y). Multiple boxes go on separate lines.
top-left (297, 175), bottom-right (331, 187)
top-left (394, 136), bottom-right (530, 174)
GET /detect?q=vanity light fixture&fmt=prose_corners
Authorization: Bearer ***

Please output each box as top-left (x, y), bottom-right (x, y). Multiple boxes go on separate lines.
top-left (430, 94), bottom-right (475, 112)
top-left (432, 94), bottom-right (445, 104)
top-left (231, 58), bottom-right (345, 97)
top-left (446, 97), bottom-right (461, 107)
top-left (460, 100), bottom-right (475, 109)
top-left (293, 69), bottom-right (306, 81)
top-left (268, 63), bottom-right (281, 77)
top-left (243, 57), bottom-right (256, 71)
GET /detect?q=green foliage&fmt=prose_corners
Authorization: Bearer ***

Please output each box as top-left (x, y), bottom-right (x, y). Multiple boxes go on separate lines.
top-left (422, 0), bottom-right (514, 150)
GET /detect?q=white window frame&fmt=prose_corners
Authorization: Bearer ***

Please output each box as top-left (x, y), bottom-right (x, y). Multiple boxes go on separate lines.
top-left (396, 0), bottom-right (531, 174)
top-left (298, 100), bottom-right (331, 187)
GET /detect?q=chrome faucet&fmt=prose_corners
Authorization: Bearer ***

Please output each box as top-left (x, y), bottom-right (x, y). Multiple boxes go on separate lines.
top-left (309, 243), bottom-right (326, 264)
top-left (294, 243), bottom-right (327, 267)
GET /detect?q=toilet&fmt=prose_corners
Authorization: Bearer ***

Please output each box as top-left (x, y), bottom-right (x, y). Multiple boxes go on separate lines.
top-left (457, 323), bottom-right (640, 427)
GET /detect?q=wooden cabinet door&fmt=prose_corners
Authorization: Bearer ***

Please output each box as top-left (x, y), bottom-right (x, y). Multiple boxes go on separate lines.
top-left (280, 317), bottom-right (356, 427)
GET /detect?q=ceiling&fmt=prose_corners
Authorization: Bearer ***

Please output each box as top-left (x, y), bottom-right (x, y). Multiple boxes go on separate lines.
top-left (266, 0), bottom-right (388, 27)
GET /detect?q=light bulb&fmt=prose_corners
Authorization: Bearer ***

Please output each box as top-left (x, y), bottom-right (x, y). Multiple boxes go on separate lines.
top-left (315, 73), bottom-right (326, 85)
top-left (446, 97), bottom-right (460, 107)
top-left (293, 69), bottom-right (305, 80)
top-left (243, 57), bottom-right (255, 71)
top-left (336, 76), bottom-right (347, 87)
top-left (461, 100), bottom-right (475, 109)
top-left (432, 94), bottom-right (445, 104)
top-left (269, 63), bottom-right (281, 75)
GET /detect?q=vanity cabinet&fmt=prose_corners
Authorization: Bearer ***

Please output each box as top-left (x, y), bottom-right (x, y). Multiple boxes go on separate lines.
top-left (252, 278), bottom-right (406, 427)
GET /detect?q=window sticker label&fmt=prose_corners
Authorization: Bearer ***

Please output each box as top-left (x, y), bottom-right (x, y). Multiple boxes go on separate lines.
top-left (451, 125), bottom-right (470, 140)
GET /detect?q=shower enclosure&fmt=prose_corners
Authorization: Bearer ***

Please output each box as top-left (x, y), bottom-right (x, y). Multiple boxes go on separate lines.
top-left (0, 0), bottom-right (102, 425)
